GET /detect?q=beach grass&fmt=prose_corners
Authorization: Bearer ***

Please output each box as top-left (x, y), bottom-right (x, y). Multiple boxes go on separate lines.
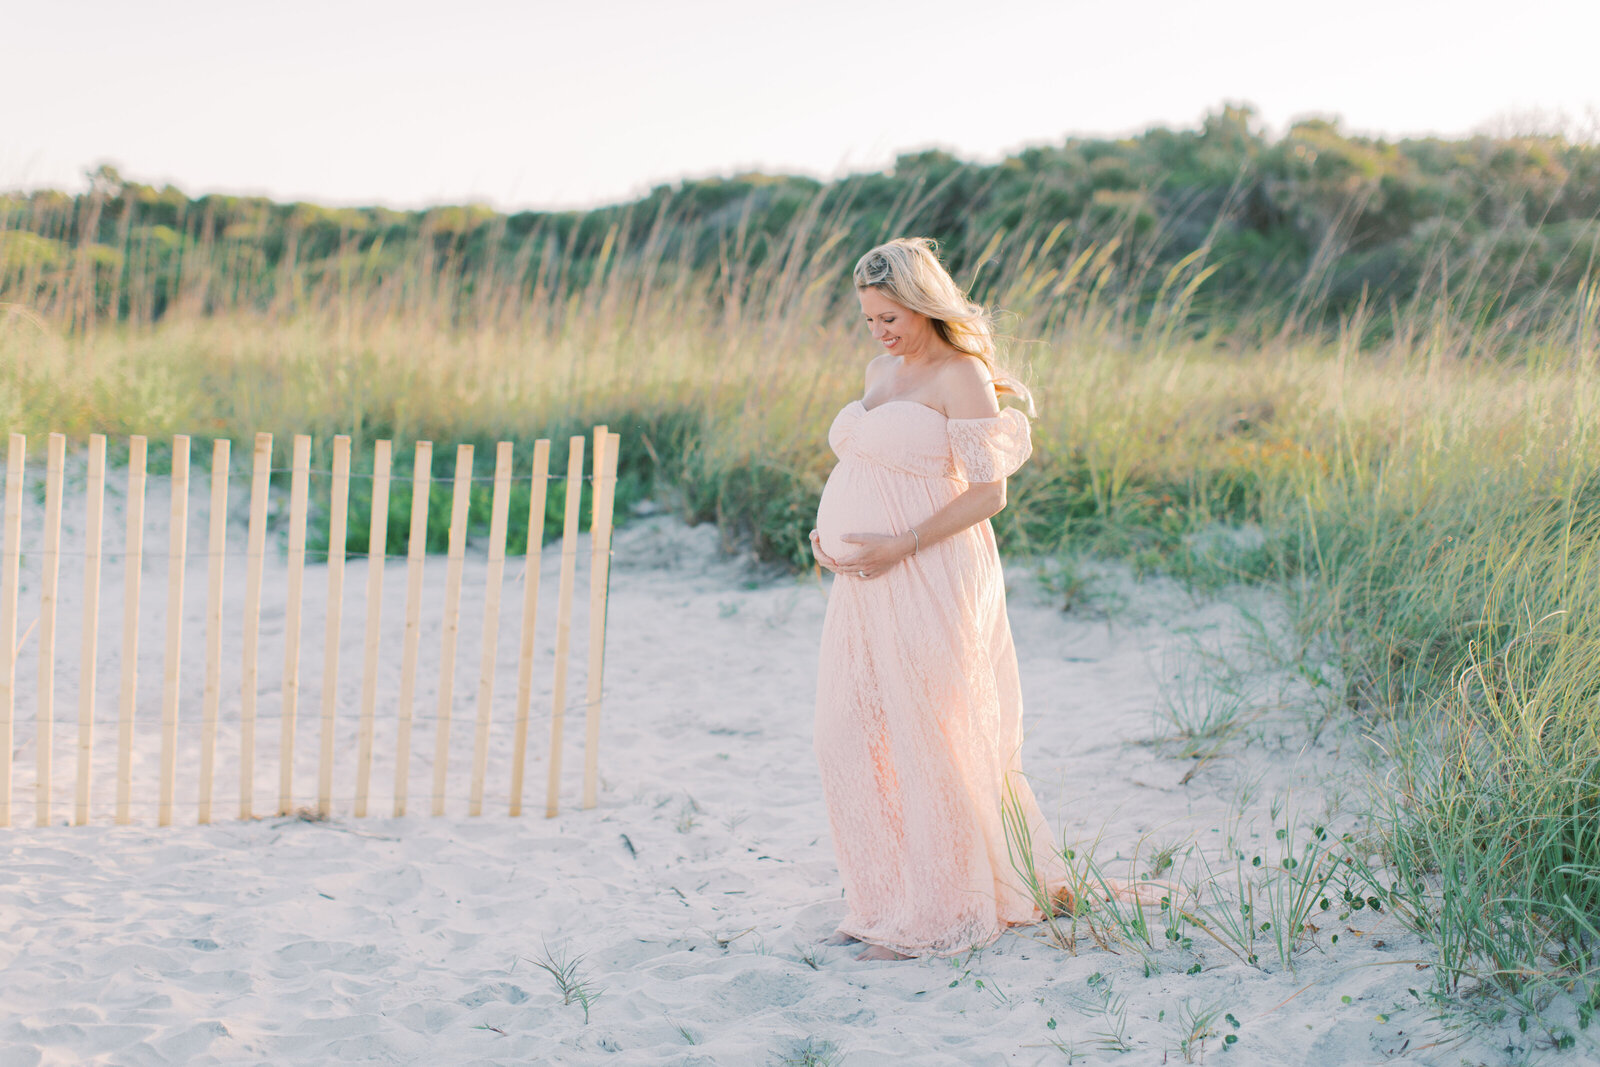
top-left (523, 940), bottom-right (603, 1024)
top-left (4, 195), bottom-right (1600, 1023)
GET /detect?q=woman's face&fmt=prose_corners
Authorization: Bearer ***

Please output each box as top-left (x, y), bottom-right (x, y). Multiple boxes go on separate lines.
top-left (858, 286), bottom-right (934, 358)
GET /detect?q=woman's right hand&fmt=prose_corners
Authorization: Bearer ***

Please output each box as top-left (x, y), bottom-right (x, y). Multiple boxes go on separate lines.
top-left (809, 529), bottom-right (843, 574)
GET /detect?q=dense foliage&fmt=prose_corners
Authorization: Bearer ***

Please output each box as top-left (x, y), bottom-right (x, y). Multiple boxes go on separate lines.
top-left (5, 104), bottom-right (1598, 346)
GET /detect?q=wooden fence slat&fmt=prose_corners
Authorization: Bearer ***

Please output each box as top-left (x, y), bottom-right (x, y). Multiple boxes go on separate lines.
top-left (279, 434), bottom-right (311, 815)
top-left (158, 435), bottom-right (190, 827)
top-left (583, 431), bottom-right (621, 810)
top-left (0, 423), bottom-right (624, 831)
top-left (546, 436), bottom-right (585, 818)
top-left (198, 439), bottom-right (229, 824)
top-left (317, 435), bottom-right (351, 819)
top-left (431, 444), bottom-right (474, 816)
top-left (0, 434), bottom-right (22, 829)
top-left (395, 441), bottom-right (432, 817)
top-left (509, 438), bottom-right (550, 817)
top-left (35, 434), bottom-right (65, 826)
top-left (239, 433), bottom-right (271, 819)
top-left (115, 436), bottom-right (147, 825)
top-left (74, 434), bottom-right (106, 825)
top-left (469, 441), bottom-right (513, 816)
top-left (354, 439), bottom-right (391, 818)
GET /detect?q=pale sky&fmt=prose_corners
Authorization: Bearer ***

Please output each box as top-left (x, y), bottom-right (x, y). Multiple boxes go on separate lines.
top-left (5, 0), bottom-right (1597, 211)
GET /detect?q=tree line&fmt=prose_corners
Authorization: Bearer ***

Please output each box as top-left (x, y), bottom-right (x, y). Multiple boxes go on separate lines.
top-left (3, 104), bottom-right (1597, 344)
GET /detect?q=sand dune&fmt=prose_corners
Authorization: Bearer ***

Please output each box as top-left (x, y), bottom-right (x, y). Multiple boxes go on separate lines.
top-left (0, 491), bottom-right (1521, 1064)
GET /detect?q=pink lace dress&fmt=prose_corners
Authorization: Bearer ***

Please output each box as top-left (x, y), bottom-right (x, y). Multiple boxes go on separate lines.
top-left (813, 399), bottom-right (1069, 958)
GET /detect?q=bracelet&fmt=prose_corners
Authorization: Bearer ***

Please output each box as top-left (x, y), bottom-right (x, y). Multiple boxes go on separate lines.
top-left (909, 526), bottom-right (920, 555)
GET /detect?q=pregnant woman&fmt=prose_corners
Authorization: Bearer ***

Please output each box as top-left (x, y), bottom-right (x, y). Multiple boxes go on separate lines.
top-left (810, 237), bottom-right (1072, 962)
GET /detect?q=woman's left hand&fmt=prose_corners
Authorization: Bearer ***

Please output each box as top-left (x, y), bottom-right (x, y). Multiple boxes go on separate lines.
top-left (836, 531), bottom-right (915, 580)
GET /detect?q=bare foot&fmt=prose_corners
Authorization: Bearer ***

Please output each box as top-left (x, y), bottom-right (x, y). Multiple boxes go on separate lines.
top-left (854, 944), bottom-right (914, 961)
top-left (820, 931), bottom-right (860, 946)
top-left (1050, 886), bottom-right (1079, 915)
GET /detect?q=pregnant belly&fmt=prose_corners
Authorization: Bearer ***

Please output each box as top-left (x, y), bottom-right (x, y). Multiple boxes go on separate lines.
top-left (815, 462), bottom-right (893, 563)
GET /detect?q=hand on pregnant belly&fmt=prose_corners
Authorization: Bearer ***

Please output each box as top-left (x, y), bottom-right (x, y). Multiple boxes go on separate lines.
top-left (838, 531), bottom-right (914, 577)
top-left (811, 528), bottom-right (893, 579)
top-left (816, 467), bottom-right (892, 563)
top-left (816, 460), bottom-right (914, 579)
top-left (809, 529), bottom-right (845, 574)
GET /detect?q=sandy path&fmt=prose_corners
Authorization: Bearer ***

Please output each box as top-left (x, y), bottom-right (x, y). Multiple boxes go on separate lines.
top-left (0, 487), bottom-right (1520, 1064)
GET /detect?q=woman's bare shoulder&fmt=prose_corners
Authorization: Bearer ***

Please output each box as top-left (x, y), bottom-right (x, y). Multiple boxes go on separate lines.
top-left (937, 353), bottom-right (1001, 419)
top-left (863, 352), bottom-right (895, 388)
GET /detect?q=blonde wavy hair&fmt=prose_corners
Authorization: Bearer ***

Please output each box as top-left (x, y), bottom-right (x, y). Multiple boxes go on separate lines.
top-left (852, 237), bottom-right (1037, 417)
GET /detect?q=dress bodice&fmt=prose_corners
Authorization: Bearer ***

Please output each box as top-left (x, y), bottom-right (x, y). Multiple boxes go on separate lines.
top-left (827, 400), bottom-right (1033, 482)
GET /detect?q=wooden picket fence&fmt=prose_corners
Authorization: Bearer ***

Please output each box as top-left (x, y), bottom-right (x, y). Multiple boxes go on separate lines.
top-left (0, 426), bottom-right (621, 828)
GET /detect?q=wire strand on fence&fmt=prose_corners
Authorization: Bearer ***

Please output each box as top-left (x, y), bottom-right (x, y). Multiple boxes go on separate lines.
top-left (1, 465), bottom-right (589, 485)
top-left (267, 467), bottom-right (588, 481)
top-left (42, 789), bottom-right (606, 814)
top-left (11, 695), bottom-right (608, 730)
top-left (1, 548), bottom-right (617, 562)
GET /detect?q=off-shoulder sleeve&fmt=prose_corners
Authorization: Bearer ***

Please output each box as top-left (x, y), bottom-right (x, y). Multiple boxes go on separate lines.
top-left (946, 408), bottom-right (1032, 482)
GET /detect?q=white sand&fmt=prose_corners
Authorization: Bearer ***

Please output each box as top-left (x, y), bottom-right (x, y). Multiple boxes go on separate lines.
top-left (0, 469), bottom-right (1537, 1064)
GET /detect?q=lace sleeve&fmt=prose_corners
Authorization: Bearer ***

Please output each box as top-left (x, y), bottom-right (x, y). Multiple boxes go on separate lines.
top-left (947, 408), bottom-right (1032, 482)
